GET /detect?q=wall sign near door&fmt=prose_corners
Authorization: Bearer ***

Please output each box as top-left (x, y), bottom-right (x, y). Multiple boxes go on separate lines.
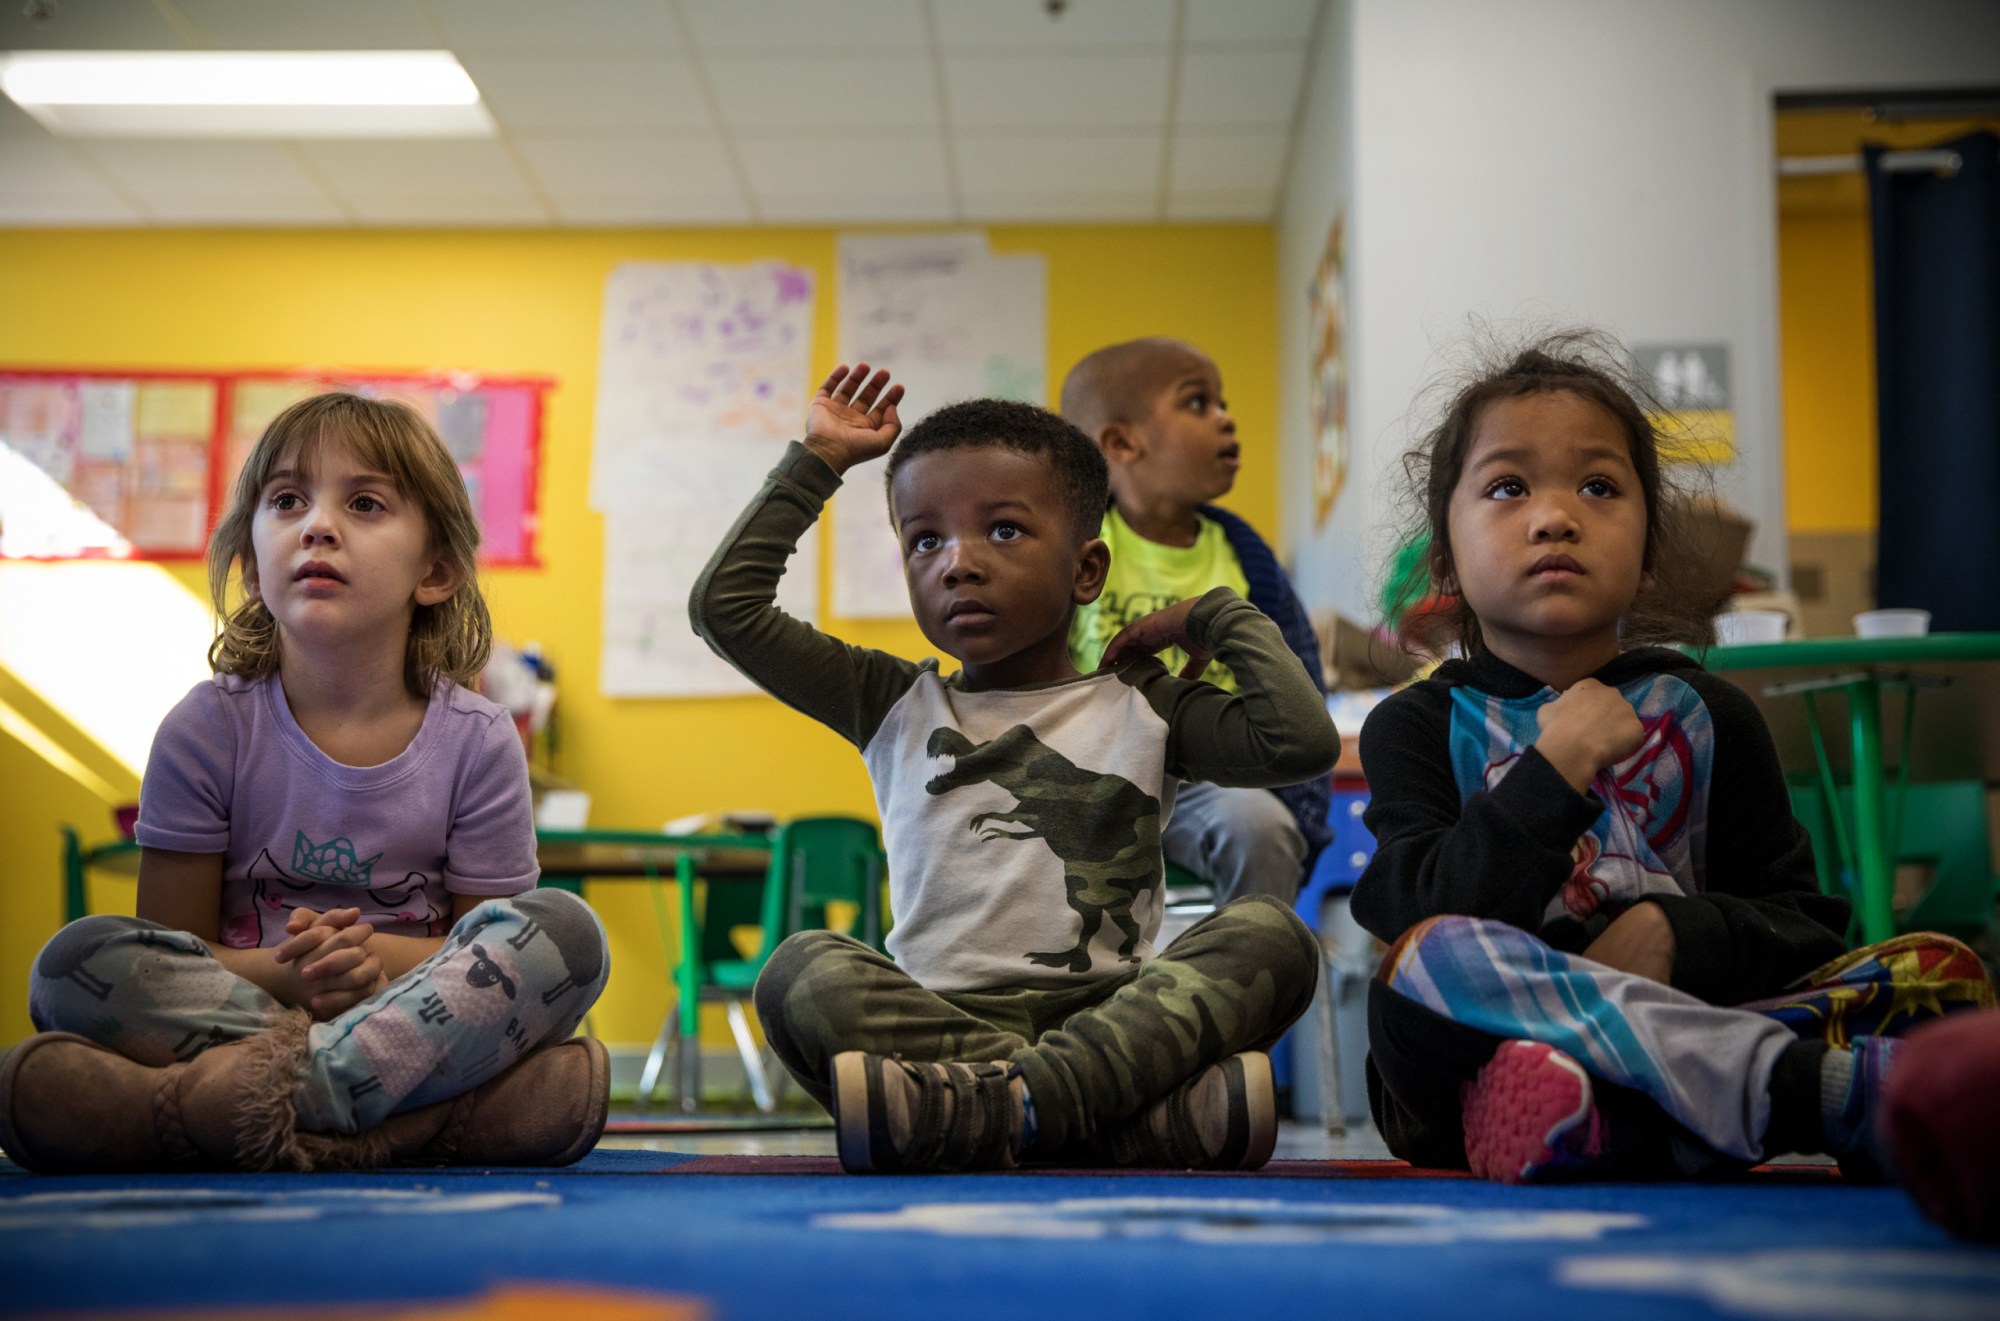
top-left (1632, 343), bottom-right (1734, 462)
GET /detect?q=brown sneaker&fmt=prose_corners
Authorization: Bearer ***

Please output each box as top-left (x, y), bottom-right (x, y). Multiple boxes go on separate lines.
top-left (1092, 1051), bottom-right (1278, 1170)
top-left (830, 1052), bottom-right (1020, 1174)
top-left (0, 1015), bottom-right (313, 1174)
top-left (297, 1037), bottom-right (611, 1170)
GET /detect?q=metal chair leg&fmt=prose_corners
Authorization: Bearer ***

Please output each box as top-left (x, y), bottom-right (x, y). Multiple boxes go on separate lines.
top-left (678, 1019), bottom-right (702, 1114)
top-left (635, 1001), bottom-right (677, 1114)
top-left (1315, 955), bottom-right (1348, 1137)
top-left (727, 1000), bottom-right (775, 1113)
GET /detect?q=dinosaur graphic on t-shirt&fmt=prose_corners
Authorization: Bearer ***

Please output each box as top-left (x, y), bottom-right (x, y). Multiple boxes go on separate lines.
top-left (925, 724), bottom-right (1162, 973)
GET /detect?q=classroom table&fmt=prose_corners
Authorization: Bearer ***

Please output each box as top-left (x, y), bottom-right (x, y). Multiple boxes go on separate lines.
top-left (1704, 633), bottom-right (2000, 945)
top-left (536, 828), bottom-right (776, 1112)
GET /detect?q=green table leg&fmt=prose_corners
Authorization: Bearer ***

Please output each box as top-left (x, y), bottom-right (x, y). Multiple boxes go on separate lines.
top-left (1847, 681), bottom-right (1897, 945)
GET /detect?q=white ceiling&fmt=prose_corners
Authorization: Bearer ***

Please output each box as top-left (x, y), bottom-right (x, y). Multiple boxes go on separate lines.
top-left (0, 0), bottom-right (1323, 227)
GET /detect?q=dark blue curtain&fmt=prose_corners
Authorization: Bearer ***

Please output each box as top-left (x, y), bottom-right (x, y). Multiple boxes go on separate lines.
top-left (1866, 130), bottom-right (2000, 631)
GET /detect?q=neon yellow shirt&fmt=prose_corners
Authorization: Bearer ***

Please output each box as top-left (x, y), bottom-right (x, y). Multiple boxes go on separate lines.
top-left (1069, 507), bottom-right (1251, 694)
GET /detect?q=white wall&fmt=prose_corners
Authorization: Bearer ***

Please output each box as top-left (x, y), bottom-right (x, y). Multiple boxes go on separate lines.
top-left (1280, 0), bottom-right (2000, 621)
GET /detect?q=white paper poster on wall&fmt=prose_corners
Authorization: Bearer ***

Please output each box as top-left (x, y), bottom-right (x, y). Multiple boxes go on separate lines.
top-left (591, 260), bottom-right (816, 696)
top-left (599, 455), bottom-right (818, 698)
top-left (831, 233), bottom-right (1047, 619)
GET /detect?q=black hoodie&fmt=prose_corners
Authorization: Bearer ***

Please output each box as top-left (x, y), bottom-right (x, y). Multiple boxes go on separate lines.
top-left (1352, 646), bottom-right (1849, 1006)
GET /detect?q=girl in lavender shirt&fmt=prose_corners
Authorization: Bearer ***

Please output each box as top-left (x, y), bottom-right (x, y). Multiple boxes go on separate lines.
top-left (2, 393), bottom-right (610, 1173)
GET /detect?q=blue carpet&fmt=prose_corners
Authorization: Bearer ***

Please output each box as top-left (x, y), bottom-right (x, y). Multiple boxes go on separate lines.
top-left (4, 1150), bottom-right (1997, 1320)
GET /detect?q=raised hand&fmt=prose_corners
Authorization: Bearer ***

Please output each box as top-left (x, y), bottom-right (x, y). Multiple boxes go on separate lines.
top-left (1098, 597), bottom-right (1214, 681)
top-left (803, 363), bottom-right (905, 475)
top-left (1535, 677), bottom-right (1646, 794)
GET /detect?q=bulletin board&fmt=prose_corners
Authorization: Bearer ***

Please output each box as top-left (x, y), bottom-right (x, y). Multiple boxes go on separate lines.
top-left (0, 368), bottom-right (550, 565)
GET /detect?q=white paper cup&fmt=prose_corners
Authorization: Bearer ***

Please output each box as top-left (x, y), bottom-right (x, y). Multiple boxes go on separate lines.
top-left (1714, 609), bottom-right (1788, 645)
top-left (1853, 608), bottom-right (1930, 638)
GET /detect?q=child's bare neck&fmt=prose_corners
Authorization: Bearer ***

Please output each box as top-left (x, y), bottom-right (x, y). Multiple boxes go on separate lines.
top-left (279, 646), bottom-right (429, 767)
top-left (1111, 490), bottom-right (1203, 549)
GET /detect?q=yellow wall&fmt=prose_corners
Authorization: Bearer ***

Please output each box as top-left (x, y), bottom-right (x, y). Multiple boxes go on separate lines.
top-left (0, 224), bottom-right (1279, 1045)
top-left (1776, 111), bottom-right (1999, 533)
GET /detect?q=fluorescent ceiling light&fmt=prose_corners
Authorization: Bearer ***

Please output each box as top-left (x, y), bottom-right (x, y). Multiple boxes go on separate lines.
top-left (0, 51), bottom-right (494, 138)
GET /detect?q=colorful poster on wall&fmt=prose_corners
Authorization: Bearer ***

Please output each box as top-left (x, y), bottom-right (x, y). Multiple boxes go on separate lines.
top-left (0, 369), bottom-right (548, 564)
top-left (589, 260), bottom-right (817, 697)
top-left (1308, 212), bottom-right (1349, 530)
top-left (831, 232), bottom-right (1047, 619)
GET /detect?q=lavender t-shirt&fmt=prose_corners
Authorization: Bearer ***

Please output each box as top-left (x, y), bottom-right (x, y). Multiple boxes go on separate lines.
top-left (135, 672), bottom-right (538, 949)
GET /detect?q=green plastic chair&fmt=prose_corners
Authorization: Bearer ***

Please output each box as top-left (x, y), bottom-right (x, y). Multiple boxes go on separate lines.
top-left (1788, 778), bottom-right (1998, 943)
top-left (638, 816), bottom-right (887, 1114)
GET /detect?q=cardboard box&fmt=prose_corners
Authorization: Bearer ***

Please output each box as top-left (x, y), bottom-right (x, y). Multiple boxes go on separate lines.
top-left (1788, 530), bottom-right (1876, 639)
top-left (1314, 609), bottom-right (1422, 691)
top-left (1655, 496), bottom-right (1754, 622)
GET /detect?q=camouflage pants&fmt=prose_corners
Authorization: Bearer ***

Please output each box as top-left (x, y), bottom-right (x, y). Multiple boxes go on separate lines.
top-left (27, 889), bottom-right (608, 1135)
top-left (754, 893), bottom-right (1319, 1152)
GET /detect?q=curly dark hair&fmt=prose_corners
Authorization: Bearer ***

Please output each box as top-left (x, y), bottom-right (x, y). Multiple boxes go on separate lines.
top-left (882, 398), bottom-right (1109, 544)
top-left (1386, 327), bottom-right (1713, 656)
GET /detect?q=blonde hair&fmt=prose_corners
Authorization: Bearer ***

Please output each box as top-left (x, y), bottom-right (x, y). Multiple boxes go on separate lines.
top-left (207, 392), bottom-right (492, 699)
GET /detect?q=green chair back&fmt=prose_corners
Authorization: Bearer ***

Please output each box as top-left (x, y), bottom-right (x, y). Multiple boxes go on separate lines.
top-left (1788, 778), bottom-right (1997, 941)
top-left (781, 816), bottom-right (887, 951)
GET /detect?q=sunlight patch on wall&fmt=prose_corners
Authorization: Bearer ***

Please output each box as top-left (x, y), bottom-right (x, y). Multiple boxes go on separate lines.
top-left (0, 560), bottom-right (214, 776)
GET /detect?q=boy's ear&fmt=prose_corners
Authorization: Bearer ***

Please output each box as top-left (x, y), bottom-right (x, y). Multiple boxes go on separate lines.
top-left (414, 552), bottom-right (462, 608)
top-left (1097, 420), bottom-right (1142, 465)
top-left (1072, 537), bottom-right (1110, 606)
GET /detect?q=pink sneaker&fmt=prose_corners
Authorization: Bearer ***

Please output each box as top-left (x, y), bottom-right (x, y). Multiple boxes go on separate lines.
top-left (1461, 1040), bottom-right (1612, 1184)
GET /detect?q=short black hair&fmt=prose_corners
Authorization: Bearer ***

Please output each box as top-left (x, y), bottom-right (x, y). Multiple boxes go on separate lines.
top-left (883, 398), bottom-right (1109, 543)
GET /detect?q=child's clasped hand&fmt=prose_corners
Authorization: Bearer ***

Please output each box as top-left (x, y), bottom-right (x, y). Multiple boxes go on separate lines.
top-left (274, 906), bottom-right (387, 1020)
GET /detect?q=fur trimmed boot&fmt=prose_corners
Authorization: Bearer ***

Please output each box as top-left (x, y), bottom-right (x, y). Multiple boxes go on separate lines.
top-left (295, 1036), bottom-right (610, 1170)
top-left (0, 1012), bottom-right (313, 1174)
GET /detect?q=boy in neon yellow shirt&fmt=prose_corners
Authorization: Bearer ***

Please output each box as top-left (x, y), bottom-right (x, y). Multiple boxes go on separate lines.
top-left (1064, 338), bottom-right (1332, 901)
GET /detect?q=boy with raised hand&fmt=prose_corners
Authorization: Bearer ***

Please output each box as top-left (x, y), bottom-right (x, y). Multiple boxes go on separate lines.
top-left (690, 364), bottom-right (1335, 1173)
top-left (1063, 338), bottom-right (1332, 903)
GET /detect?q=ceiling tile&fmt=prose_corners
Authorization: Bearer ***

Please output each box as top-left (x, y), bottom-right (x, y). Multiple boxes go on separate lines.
top-left (1175, 49), bottom-right (1306, 127)
top-left (173, 0), bottom-right (434, 48)
top-left (347, 193), bottom-right (552, 225)
top-left (736, 133), bottom-right (948, 198)
top-left (76, 141), bottom-right (327, 200)
top-left (460, 55), bottom-right (712, 132)
top-left (0, 140), bottom-right (140, 223)
top-left (0, 99), bottom-right (54, 139)
top-left (955, 132), bottom-right (1160, 194)
top-left (143, 193), bottom-right (348, 224)
top-left (1165, 189), bottom-right (1276, 221)
top-left (945, 52), bottom-right (1169, 129)
top-left (1184, 0), bottom-right (1319, 45)
top-left (427, 0), bottom-right (679, 52)
top-left (679, 0), bottom-right (924, 51)
top-left (960, 189), bottom-right (1155, 222)
top-left (0, 0), bottom-right (188, 50)
top-left (0, 139), bottom-right (119, 194)
top-left (553, 192), bottom-right (752, 226)
top-left (298, 139), bottom-right (537, 196)
top-left (513, 135), bottom-right (739, 195)
top-left (932, 0), bottom-right (1173, 49)
top-left (0, 194), bottom-right (145, 224)
top-left (1169, 131), bottom-right (1288, 193)
top-left (706, 55), bottom-right (940, 130)
top-left (755, 193), bottom-right (952, 223)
